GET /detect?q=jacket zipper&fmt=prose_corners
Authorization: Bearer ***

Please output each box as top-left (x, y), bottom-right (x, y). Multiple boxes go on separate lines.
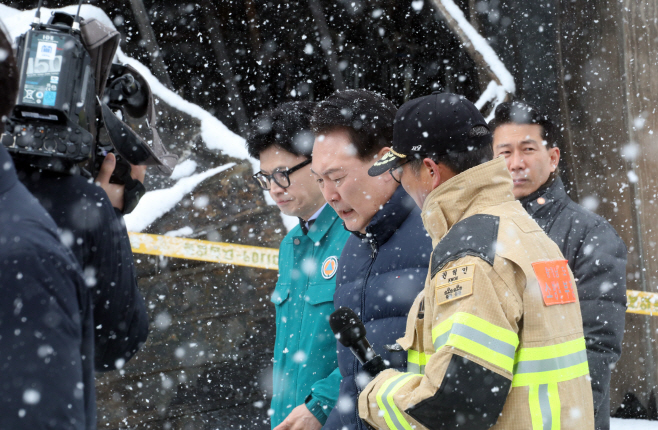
top-left (355, 235), bottom-right (378, 430)
top-left (369, 237), bottom-right (378, 259)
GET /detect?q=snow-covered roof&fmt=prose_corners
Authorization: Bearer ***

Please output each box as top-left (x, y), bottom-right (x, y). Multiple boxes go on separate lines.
top-left (125, 163), bottom-right (236, 232)
top-left (1, 2), bottom-right (514, 233)
top-left (0, 4), bottom-right (247, 158)
top-left (0, 4), bottom-right (300, 232)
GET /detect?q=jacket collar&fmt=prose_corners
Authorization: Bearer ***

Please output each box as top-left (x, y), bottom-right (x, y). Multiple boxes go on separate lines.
top-left (421, 157), bottom-right (515, 244)
top-left (520, 176), bottom-right (568, 216)
top-left (0, 146), bottom-right (18, 195)
top-left (348, 185), bottom-right (416, 248)
top-left (302, 204), bottom-right (341, 242)
top-left (298, 203), bottom-right (326, 235)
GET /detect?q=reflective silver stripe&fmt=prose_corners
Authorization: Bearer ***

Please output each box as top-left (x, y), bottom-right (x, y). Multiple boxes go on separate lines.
top-left (405, 363), bottom-right (427, 375)
top-left (381, 373), bottom-right (412, 430)
top-left (432, 322), bottom-right (516, 359)
top-left (433, 331), bottom-right (450, 350)
top-left (538, 384), bottom-right (552, 430)
top-left (407, 362), bottom-right (420, 374)
top-left (515, 349), bottom-right (588, 374)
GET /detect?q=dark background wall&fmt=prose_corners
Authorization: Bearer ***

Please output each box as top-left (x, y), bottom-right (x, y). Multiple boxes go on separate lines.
top-left (94, 102), bottom-right (287, 429)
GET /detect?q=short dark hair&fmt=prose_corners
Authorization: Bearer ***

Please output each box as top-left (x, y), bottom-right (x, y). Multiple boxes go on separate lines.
top-left (488, 101), bottom-right (557, 148)
top-left (311, 89), bottom-right (397, 161)
top-left (246, 101), bottom-right (315, 159)
top-left (409, 144), bottom-right (494, 176)
top-left (0, 24), bottom-right (18, 120)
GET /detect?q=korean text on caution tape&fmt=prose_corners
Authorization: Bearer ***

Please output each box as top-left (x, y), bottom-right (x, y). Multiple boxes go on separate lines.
top-left (128, 232), bottom-right (279, 270)
top-left (127, 232), bottom-right (658, 316)
top-left (626, 290), bottom-right (658, 316)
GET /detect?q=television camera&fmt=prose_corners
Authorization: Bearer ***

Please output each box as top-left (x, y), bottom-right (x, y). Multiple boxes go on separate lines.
top-left (1, 0), bottom-right (177, 213)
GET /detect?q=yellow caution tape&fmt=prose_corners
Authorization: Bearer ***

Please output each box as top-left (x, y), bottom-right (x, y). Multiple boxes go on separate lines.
top-left (128, 232), bottom-right (658, 316)
top-left (626, 290), bottom-right (658, 316)
top-left (128, 232), bottom-right (279, 270)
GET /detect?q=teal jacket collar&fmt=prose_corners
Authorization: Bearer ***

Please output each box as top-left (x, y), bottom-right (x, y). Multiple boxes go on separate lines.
top-left (298, 204), bottom-right (341, 242)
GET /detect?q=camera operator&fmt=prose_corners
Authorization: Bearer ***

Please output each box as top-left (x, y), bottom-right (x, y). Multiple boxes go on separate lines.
top-left (9, 15), bottom-right (149, 370)
top-left (0, 22), bottom-right (96, 429)
top-left (15, 151), bottom-right (149, 371)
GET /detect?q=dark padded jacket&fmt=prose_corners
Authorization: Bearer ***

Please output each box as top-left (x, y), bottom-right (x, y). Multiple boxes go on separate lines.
top-left (521, 177), bottom-right (627, 430)
top-left (323, 186), bottom-right (432, 430)
top-left (16, 164), bottom-right (148, 371)
top-left (0, 146), bottom-right (95, 429)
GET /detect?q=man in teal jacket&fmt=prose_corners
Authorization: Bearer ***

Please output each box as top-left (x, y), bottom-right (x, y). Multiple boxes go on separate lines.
top-left (247, 101), bottom-right (350, 430)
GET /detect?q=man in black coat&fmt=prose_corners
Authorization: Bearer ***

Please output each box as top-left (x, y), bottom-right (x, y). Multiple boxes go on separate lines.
top-left (16, 155), bottom-right (149, 371)
top-left (0, 145), bottom-right (96, 430)
top-left (8, 17), bottom-right (149, 370)
top-left (490, 101), bottom-right (627, 430)
top-left (0, 27), bottom-right (95, 428)
top-left (311, 90), bottom-right (433, 430)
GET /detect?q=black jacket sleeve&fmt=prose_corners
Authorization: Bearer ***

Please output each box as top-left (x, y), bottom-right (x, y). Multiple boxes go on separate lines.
top-left (570, 221), bottom-right (627, 416)
top-left (90, 204), bottom-right (149, 371)
top-left (0, 246), bottom-right (88, 429)
top-left (15, 169), bottom-right (150, 371)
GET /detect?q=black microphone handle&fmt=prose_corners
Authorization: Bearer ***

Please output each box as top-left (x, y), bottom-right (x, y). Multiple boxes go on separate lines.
top-left (329, 307), bottom-right (389, 377)
top-left (350, 337), bottom-right (377, 364)
top-left (349, 338), bottom-right (389, 377)
top-left (362, 355), bottom-right (388, 377)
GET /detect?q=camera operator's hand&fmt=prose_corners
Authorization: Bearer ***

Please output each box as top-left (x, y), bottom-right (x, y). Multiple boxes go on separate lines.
top-left (95, 153), bottom-right (147, 211)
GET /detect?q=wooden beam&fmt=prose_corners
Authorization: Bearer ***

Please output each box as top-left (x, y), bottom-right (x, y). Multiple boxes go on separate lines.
top-left (128, 0), bottom-right (174, 90)
top-left (466, 0), bottom-right (494, 96)
top-left (200, 1), bottom-right (250, 137)
top-left (243, 0), bottom-right (262, 55)
top-left (429, 0), bottom-right (504, 89)
top-left (554, 2), bottom-right (580, 201)
top-left (308, 0), bottom-right (347, 91)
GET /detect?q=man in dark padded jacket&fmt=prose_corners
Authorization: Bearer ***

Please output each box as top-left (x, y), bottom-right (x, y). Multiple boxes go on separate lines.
top-left (0, 25), bottom-right (95, 429)
top-left (0, 145), bottom-right (96, 430)
top-left (10, 16), bottom-right (149, 370)
top-left (311, 90), bottom-right (432, 430)
top-left (490, 101), bottom-right (627, 430)
top-left (16, 157), bottom-right (149, 371)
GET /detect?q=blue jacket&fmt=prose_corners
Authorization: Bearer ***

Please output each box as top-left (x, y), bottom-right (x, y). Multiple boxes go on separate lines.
top-left (323, 186), bottom-right (432, 430)
top-left (0, 146), bottom-right (95, 429)
top-left (270, 205), bottom-right (350, 427)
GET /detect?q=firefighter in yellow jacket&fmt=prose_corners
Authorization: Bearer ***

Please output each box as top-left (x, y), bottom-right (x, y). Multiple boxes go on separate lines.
top-left (363, 92), bottom-right (594, 430)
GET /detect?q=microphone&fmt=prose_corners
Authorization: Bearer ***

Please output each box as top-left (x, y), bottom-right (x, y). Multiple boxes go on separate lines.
top-left (330, 307), bottom-right (388, 377)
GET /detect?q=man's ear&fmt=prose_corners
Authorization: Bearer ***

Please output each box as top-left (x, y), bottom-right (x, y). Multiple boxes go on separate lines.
top-left (423, 158), bottom-right (443, 188)
top-left (548, 147), bottom-right (561, 172)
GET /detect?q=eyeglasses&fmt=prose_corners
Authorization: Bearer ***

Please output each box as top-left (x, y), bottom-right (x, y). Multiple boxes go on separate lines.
top-left (252, 158), bottom-right (312, 190)
top-left (389, 159), bottom-right (411, 184)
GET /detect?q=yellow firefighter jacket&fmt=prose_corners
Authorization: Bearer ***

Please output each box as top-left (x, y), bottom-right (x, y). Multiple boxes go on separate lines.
top-left (358, 157), bottom-right (594, 430)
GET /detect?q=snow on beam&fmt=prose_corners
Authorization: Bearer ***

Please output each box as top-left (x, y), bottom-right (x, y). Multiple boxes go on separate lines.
top-left (475, 81), bottom-right (509, 121)
top-left (125, 163), bottom-right (236, 232)
top-left (429, 0), bottom-right (515, 94)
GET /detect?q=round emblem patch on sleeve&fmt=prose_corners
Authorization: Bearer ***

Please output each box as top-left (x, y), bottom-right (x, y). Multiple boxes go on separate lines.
top-left (321, 256), bottom-right (338, 279)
